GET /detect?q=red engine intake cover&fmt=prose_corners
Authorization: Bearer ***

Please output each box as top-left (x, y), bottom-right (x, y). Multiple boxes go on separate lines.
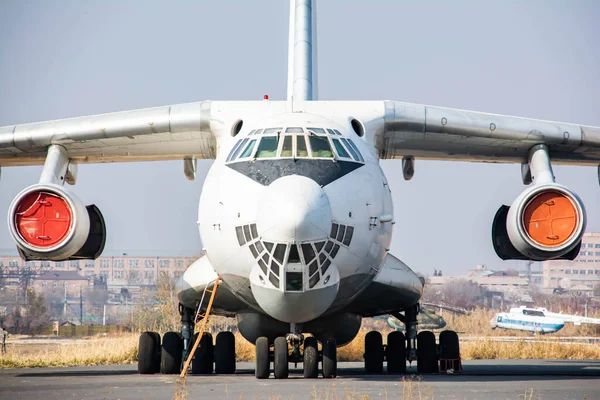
top-left (15, 191), bottom-right (72, 248)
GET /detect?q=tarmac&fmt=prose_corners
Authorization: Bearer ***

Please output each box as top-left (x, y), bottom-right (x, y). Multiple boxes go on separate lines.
top-left (0, 360), bottom-right (599, 399)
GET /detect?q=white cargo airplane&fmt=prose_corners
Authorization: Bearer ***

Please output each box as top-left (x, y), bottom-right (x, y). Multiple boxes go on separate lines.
top-left (1, 0), bottom-right (600, 378)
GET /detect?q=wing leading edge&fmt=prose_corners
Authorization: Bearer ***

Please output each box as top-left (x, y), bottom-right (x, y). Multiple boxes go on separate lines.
top-left (378, 101), bottom-right (600, 165)
top-left (0, 100), bottom-right (286, 166)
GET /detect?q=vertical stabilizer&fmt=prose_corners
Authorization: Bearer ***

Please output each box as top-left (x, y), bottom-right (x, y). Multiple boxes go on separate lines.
top-left (287, 0), bottom-right (316, 102)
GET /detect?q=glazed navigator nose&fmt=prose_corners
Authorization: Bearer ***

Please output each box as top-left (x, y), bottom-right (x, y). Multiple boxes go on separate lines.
top-left (256, 175), bottom-right (332, 243)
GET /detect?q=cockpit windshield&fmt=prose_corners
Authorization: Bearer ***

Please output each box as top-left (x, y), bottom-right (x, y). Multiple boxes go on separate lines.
top-left (226, 127), bottom-right (365, 163)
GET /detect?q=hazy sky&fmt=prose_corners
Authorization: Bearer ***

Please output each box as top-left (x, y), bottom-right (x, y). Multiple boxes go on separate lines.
top-left (1, 0), bottom-right (599, 275)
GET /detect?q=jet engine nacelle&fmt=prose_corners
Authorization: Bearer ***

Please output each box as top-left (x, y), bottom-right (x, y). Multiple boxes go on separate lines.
top-left (8, 183), bottom-right (106, 261)
top-left (492, 183), bottom-right (585, 261)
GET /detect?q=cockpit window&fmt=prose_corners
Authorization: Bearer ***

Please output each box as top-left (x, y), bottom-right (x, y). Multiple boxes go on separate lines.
top-left (263, 127), bottom-right (281, 134)
top-left (256, 136), bottom-right (280, 158)
top-left (227, 139), bottom-right (245, 162)
top-left (281, 135), bottom-right (293, 157)
top-left (229, 138), bottom-right (248, 161)
top-left (346, 139), bottom-right (364, 162)
top-left (296, 135), bottom-right (309, 157)
top-left (226, 127), bottom-right (364, 163)
top-left (309, 136), bottom-right (333, 158)
top-left (239, 139), bottom-right (257, 158)
top-left (341, 138), bottom-right (363, 162)
top-left (332, 139), bottom-right (351, 159)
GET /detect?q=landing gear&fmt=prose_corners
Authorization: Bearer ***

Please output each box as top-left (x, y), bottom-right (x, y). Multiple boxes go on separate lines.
top-left (255, 336), bottom-right (270, 379)
top-left (161, 331), bottom-right (183, 374)
top-left (215, 331), bottom-right (236, 374)
top-left (364, 331), bottom-right (384, 374)
top-left (273, 337), bottom-right (289, 379)
top-left (416, 331), bottom-right (438, 373)
top-left (362, 304), bottom-right (461, 375)
top-left (138, 331), bottom-right (161, 374)
top-left (303, 337), bottom-right (318, 378)
top-left (321, 337), bottom-right (337, 379)
top-left (386, 331), bottom-right (406, 374)
top-left (191, 332), bottom-right (214, 374)
top-left (253, 333), bottom-right (338, 379)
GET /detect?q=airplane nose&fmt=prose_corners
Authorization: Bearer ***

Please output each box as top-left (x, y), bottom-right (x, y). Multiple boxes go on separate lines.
top-left (257, 175), bottom-right (332, 242)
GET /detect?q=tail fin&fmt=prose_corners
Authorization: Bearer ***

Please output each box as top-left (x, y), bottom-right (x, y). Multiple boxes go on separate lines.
top-left (287, 0), bottom-right (317, 102)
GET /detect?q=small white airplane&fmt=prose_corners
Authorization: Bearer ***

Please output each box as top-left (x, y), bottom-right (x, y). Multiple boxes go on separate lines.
top-left (491, 306), bottom-right (600, 334)
top-left (1, 0), bottom-right (600, 378)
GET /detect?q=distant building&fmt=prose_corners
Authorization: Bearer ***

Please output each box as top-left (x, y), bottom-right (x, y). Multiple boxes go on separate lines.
top-left (541, 233), bottom-right (600, 291)
top-left (30, 270), bottom-right (89, 297)
top-left (0, 250), bottom-right (196, 289)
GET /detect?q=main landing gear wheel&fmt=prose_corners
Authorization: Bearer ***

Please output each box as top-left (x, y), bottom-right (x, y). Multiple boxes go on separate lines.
top-left (322, 337), bottom-right (337, 379)
top-left (386, 331), bottom-right (406, 374)
top-left (303, 337), bottom-right (318, 378)
top-left (215, 331), bottom-right (236, 374)
top-left (191, 332), bottom-right (214, 374)
top-left (160, 331), bottom-right (183, 374)
top-left (364, 331), bottom-right (384, 374)
top-left (255, 336), bottom-right (270, 379)
top-left (417, 331), bottom-right (439, 373)
top-left (273, 336), bottom-right (289, 379)
top-left (439, 330), bottom-right (461, 371)
top-left (138, 331), bottom-right (161, 374)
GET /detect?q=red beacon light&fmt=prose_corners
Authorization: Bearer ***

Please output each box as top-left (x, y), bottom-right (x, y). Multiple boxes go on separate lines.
top-left (263, 95), bottom-right (269, 100)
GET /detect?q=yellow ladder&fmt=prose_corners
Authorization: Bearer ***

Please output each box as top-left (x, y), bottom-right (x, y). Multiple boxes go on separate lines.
top-left (180, 277), bottom-right (220, 378)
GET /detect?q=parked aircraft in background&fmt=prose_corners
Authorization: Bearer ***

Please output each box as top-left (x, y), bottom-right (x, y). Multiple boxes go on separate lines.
top-left (491, 306), bottom-right (600, 334)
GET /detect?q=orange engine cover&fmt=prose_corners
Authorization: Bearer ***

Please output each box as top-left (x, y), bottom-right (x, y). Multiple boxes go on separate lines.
top-left (522, 191), bottom-right (578, 247)
top-left (15, 191), bottom-right (73, 248)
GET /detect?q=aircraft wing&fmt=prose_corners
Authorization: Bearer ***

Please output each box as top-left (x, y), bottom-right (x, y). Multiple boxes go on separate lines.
top-left (375, 101), bottom-right (600, 165)
top-left (0, 100), bottom-right (281, 166)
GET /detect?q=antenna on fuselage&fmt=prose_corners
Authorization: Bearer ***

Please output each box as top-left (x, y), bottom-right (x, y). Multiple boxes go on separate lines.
top-left (287, 0), bottom-right (318, 102)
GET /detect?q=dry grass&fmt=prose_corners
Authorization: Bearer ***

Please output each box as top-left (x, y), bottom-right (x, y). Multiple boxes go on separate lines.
top-left (2, 311), bottom-right (599, 369)
top-left (0, 333), bottom-right (138, 368)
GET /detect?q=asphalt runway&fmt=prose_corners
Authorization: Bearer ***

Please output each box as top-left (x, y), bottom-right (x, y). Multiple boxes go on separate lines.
top-left (1, 360), bottom-right (599, 400)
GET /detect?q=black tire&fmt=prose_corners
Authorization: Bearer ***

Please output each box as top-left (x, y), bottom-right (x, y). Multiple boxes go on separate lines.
top-left (161, 331), bottom-right (183, 374)
top-left (364, 331), bottom-right (384, 374)
top-left (417, 331), bottom-right (438, 373)
top-left (386, 331), bottom-right (406, 374)
top-left (322, 337), bottom-right (337, 379)
top-left (303, 336), bottom-right (318, 378)
top-left (273, 336), bottom-right (289, 379)
top-left (255, 336), bottom-right (270, 379)
top-left (138, 331), bottom-right (161, 374)
top-left (439, 330), bottom-right (460, 371)
top-left (191, 332), bottom-right (214, 374)
top-left (215, 331), bottom-right (236, 374)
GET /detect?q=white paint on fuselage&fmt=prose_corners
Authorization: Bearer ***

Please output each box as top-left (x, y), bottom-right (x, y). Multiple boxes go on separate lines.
top-left (198, 113), bottom-right (393, 323)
